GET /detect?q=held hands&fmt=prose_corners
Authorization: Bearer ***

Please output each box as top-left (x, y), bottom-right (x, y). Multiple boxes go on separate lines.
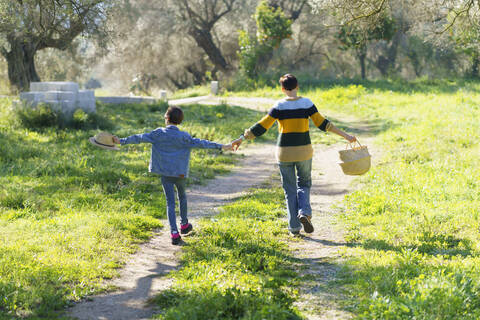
top-left (224, 133), bottom-right (247, 152)
top-left (231, 138), bottom-right (242, 151)
top-left (112, 135), bottom-right (120, 144)
top-left (228, 129), bottom-right (254, 151)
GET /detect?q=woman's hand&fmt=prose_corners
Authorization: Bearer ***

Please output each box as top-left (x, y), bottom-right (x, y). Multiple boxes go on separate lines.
top-left (243, 129), bottom-right (255, 139)
top-left (345, 134), bottom-right (357, 143)
top-left (112, 136), bottom-right (120, 144)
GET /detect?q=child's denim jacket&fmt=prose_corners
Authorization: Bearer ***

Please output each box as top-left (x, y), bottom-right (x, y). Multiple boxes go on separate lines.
top-left (120, 125), bottom-right (222, 177)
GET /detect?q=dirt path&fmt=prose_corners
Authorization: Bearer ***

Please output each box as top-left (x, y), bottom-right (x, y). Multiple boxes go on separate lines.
top-left (67, 143), bottom-right (277, 320)
top-left (68, 97), bottom-right (378, 320)
top-left (291, 130), bottom-right (379, 319)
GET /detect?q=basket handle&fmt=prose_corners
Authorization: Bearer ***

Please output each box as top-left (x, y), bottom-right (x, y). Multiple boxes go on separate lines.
top-left (345, 140), bottom-right (362, 150)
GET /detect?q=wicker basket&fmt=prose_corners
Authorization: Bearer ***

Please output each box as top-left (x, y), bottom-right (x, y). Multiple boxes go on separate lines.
top-left (338, 142), bottom-right (370, 162)
top-left (338, 141), bottom-right (371, 176)
top-left (339, 156), bottom-right (371, 175)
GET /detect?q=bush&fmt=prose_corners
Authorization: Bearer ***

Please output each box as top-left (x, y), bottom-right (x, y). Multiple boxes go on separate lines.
top-left (13, 102), bottom-right (113, 131)
top-left (70, 109), bottom-right (113, 130)
top-left (238, 1), bottom-right (292, 80)
top-left (147, 100), bottom-right (169, 113)
top-left (15, 103), bottom-right (61, 128)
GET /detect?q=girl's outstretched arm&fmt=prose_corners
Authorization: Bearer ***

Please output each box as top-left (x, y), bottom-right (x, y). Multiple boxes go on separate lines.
top-left (113, 130), bottom-right (159, 145)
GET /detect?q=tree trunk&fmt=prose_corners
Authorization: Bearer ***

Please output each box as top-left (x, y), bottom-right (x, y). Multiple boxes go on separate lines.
top-left (375, 30), bottom-right (402, 77)
top-left (356, 45), bottom-right (367, 79)
top-left (470, 52), bottom-right (480, 78)
top-left (4, 37), bottom-right (40, 92)
top-left (186, 64), bottom-right (206, 85)
top-left (189, 27), bottom-right (230, 73)
top-left (256, 47), bottom-right (274, 75)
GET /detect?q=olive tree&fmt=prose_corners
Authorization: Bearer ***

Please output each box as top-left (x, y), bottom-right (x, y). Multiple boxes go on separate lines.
top-left (0, 0), bottom-right (111, 92)
top-left (174, 0), bottom-right (242, 75)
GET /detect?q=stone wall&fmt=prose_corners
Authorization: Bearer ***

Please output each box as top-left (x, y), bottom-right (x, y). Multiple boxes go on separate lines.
top-left (20, 82), bottom-right (96, 116)
top-left (96, 96), bottom-right (157, 105)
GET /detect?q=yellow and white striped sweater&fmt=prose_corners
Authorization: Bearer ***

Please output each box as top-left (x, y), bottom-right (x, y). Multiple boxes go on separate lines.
top-left (249, 97), bottom-right (330, 162)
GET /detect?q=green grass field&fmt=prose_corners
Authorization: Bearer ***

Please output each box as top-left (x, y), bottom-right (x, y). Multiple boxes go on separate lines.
top-left (230, 79), bottom-right (480, 319)
top-left (151, 183), bottom-right (303, 320)
top-left (0, 99), bottom-right (273, 318)
top-left (1, 78), bottom-right (479, 319)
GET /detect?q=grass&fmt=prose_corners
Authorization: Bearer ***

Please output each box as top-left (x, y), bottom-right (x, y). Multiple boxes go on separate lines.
top-left (169, 85), bottom-right (211, 100)
top-left (0, 98), bottom-right (272, 318)
top-left (3, 77), bottom-right (480, 318)
top-left (230, 79), bottom-right (480, 319)
top-left (151, 183), bottom-right (304, 320)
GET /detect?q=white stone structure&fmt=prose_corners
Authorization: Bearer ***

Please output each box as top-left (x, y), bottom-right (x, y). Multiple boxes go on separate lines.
top-left (159, 90), bottom-right (167, 101)
top-left (211, 81), bottom-right (219, 95)
top-left (20, 82), bottom-right (96, 116)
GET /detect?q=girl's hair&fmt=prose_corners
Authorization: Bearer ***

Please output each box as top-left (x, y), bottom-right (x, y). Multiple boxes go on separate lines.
top-left (279, 74), bottom-right (298, 90)
top-left (165, 106), bottom-right (184, 124)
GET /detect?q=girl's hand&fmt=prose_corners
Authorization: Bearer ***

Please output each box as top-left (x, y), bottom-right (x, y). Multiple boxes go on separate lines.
top-left (231, 138), bottom-right (242, 151)
top-left (222, 144), bottom-right (234, 151)
top-left (112, 136), bottom-right (120, 144)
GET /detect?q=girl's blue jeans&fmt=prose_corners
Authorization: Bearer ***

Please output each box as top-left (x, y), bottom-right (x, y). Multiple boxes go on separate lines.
top-left (160, 175), bottom-right (188, 233)
top-left (278, 159), bottom-right (312, 232)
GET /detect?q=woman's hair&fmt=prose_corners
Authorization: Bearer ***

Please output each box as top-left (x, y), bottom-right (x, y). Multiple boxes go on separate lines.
top-left (279, 74), bottom-right (298, 91)
top-left (165, 106), bottom-right (184, 124)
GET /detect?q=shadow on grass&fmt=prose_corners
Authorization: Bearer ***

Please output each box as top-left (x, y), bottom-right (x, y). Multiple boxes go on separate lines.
top-left (328, 116), bottom-right (399, 136)
top-left (317, 244), bottom-right (480, 318)
top-left (359, 234), bottom-right (475, 258)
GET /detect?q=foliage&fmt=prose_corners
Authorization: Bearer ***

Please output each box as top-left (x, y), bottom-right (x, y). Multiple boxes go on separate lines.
top-left (246, 79), bottom-right (480, 319)
top-left (152, 186), bottom-right (303, 320)
top-left (448, 16), bottom-right (480, 78)
top-left (238, 1), bottom-right (292, 80)
top-left (12, 102), bottom-right (113, 131)
top-left (35, 42), bottom-right (95, 86)
top-left (337, 15), bottom-right (396, 50)
top-left (231, 79), bottom-right (480, 318)
top-left (0, 0), bottom-right (112, 91)
top-left (169, 85), bottom-right (211, 99)
top-left (336, 83), bottom-right (480, 318)
top-left (0, 97), bottom-right (272, 317)
top-left (336, 15), bottom-right (397, 78)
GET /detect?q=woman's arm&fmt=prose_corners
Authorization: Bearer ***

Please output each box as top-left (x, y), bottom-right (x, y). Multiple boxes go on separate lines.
top-left (327, 123), bottom-right (357, 142)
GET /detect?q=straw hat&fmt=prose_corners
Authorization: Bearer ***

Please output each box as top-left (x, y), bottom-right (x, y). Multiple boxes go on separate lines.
top-left (338, 141), bottom-right (371, 176)
top-left (89, 132), bottom-right (120, 150)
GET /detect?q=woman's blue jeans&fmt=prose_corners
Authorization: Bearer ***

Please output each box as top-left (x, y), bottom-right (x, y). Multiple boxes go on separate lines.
top-left (278, 159), bottom-right (312, 232)
top-left (161, 176), bottom-right (188, 233)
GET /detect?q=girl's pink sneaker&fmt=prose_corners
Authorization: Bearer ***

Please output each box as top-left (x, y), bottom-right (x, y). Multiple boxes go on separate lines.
top-left (171, 232), bottom-right (181, 245)
top-left (180, 223), bottom-right (193, 234)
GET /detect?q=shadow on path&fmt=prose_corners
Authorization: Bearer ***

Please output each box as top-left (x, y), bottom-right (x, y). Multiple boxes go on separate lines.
top-left (68, 262), bottom-right (175, 320)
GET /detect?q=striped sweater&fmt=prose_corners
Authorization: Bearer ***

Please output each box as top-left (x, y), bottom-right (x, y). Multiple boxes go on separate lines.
top-left (249, 97), bottom-right (330, 162)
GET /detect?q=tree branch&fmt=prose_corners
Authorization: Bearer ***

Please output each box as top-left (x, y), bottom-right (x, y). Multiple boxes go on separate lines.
top-left (344, 0), bottom-right (388, 25)
top-left (0, 46), bottom-right (8, 58)
top-left (436, 0), bottom-right (474, 34)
